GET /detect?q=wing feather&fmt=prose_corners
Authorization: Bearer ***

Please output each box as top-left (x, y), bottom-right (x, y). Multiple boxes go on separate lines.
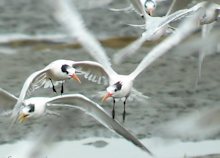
top-left (12, 68), bottom-right (50, 119)
top-left (73, 61), bottom-right (110, 85)
top-left (0, 88), bottom-right (17, 112)
top-left (18, 68), bottom-right (49, 101)
top-left (46, 94), bottom-right (152, 155)
top-left (51, 0), bottom-right (116, 76)
top-left (129, 10), bottom-right (201, 79)
top-left (113, 4), bottom-right (200, 64)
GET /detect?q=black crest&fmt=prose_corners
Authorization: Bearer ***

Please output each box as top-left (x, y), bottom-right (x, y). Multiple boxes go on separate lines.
top-left (114, 81), bottom-right (122, 92)
top-left (61, 64), bottom-right (69, 74)
top-left (28, 104), bottom-right (35, 113)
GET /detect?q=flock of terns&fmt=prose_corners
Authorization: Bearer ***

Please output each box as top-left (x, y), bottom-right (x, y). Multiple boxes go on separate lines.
top-left (1, 0), bottom-right (220, 156)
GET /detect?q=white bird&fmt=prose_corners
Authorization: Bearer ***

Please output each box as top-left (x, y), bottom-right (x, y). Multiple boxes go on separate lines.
top-left (113, 1), bottom-right (220, 64)
top-left (11, 59), bottom-right (105, 120)
top-left (109, 0), bottom-right (165, 17)
top-left (49, 0), bottom-right (200, 121)
top-left (158, 0), bottom-right (220, 88)
top-left (0, 88), bottom-right (153, 155)
top-left (141, 0), bottom-right (181, 17)
top-left (140, 0), bottom-right (168, 16)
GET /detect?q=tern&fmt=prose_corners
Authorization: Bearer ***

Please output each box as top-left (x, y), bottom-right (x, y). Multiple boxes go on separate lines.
top-left (113, 1), bottom-right (220, 64)
top-left (140, 0), bottom-right (168, 16)
top-left (49, 0), bottom-right (200, 122)
top-left (109, 0), bottom-right (165, 16)
top-left (11, 59), bottom-right (105, 120)
top-left (164, 0), bottom-right (220, 88)
top-left (51, 0), bottom-right (152, 121)
top-left (0, 88), bottom-right (153, 155)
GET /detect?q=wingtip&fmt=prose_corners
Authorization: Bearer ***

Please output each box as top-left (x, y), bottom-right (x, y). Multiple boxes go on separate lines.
top-left (143, 147), bottom-right (154, 156)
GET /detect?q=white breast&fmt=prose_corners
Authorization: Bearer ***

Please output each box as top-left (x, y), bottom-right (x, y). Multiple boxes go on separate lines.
top-left (111, 75), bottom-right (133, 98)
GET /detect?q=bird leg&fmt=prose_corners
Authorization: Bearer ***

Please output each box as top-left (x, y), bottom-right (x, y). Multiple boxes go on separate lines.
top-left (50, 79), bottom-right (57, 93)
top-left (61, 82), bottom-right (64, 95)
top-left (122, 97), bottom-right (128, 122)
top-left (112, 98), bottom-right (116, 119)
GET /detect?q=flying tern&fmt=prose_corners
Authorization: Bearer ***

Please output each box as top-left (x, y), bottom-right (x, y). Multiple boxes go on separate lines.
top-left (49, 0), bottom-right (200, 122)
top-left (0, 88), bottom-right (153, 155)
top-left (11, 59), bottom-right (105, 120)
top-left (166, 0), bottom-right (220, 88)
top-left (109, 0), bottom-right (165, 16)
top-left (113, 1), bottom-right (220, 64)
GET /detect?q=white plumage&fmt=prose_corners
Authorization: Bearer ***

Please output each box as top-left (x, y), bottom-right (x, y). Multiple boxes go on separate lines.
top-left (11, 59), bottom-right (105, 120)
top-left (0, 88), bottom-right (152, 155)
top-left (50, 0), bottom-right (201, 121)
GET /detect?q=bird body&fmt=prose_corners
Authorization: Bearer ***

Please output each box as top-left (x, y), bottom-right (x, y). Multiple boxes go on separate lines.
top-left (45, 60), bottom-right (76, 81)
top-left (51, 0), bottom-right (151, 121)
top-left (108, 75), bottom-right (134, 99)
top-left (11, 59), bottom-right (83, 120)
top-left (113, 2), bottom-right (220, 64)
top-left (17, 59), bottom-right (81, 100)
top-left (0, 88), bottom-right (152, 155)
top-left (23, 97), bottom-right (48, 118)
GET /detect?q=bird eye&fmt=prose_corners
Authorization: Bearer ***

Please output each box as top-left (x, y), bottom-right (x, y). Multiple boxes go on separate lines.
top-left (114, 89), bottom-right (117, 92)
top-left (28, 104), bottom-right (35, 113)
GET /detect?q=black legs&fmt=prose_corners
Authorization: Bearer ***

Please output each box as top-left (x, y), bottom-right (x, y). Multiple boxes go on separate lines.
top-left (61, 82), bottom-right (64, 95)
top-left (50, 79), bottom-right (64, 95)
top-left (112, 98), bottom-right (116, 119)
top-left (50, 79), bottom-right (57, 93)
top-left (122, 97), bottom-right (127, 122)
top-left (111, 97), bottom-right (128, 122)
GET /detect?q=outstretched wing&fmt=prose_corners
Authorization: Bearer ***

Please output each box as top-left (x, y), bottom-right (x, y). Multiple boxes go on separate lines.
top-left (168, 0), bottom-right (220, 14)
top-left (0, 88), bottom-right (17, 112)
top-left (50, 0), bottom-right (117, 77)
top-left (129, 9), bottom-right (201, 79)
top-left (113, 3), bottom-right (201, 64)
top-left (11, 68), bottom-right (49, 119)
top-left (18, 68), bottom-right (49, 101)
top-left (73, 61), bottom-right (110, 85)
top-left (46, 94), bottom-right (152, 155)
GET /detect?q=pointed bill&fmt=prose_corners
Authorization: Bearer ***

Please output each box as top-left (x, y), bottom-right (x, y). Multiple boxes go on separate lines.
top-left (70, 74), bottom-right (81, 84)
top-left (102, 92), bottom-right (112, 102)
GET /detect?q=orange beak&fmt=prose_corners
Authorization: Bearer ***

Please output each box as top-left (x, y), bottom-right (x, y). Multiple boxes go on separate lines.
top-left (147, 8), bottom-right (154, 16)
top-left (70, 74), bottom-right (81, 84)
top-left (18, 113), bottom-right (28, 123)
top-left (102, 92), bottom-right (112, 102)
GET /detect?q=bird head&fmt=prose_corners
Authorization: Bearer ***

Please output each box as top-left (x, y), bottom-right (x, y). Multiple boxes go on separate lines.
top-left (102, 81), bottom-right (122, 102)
top-left (144, 0), bottom-right (156, 16)
top-left (18, 104), bottom-right (35, 123)
top-left (61, 64), bottom-right (81, 83)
